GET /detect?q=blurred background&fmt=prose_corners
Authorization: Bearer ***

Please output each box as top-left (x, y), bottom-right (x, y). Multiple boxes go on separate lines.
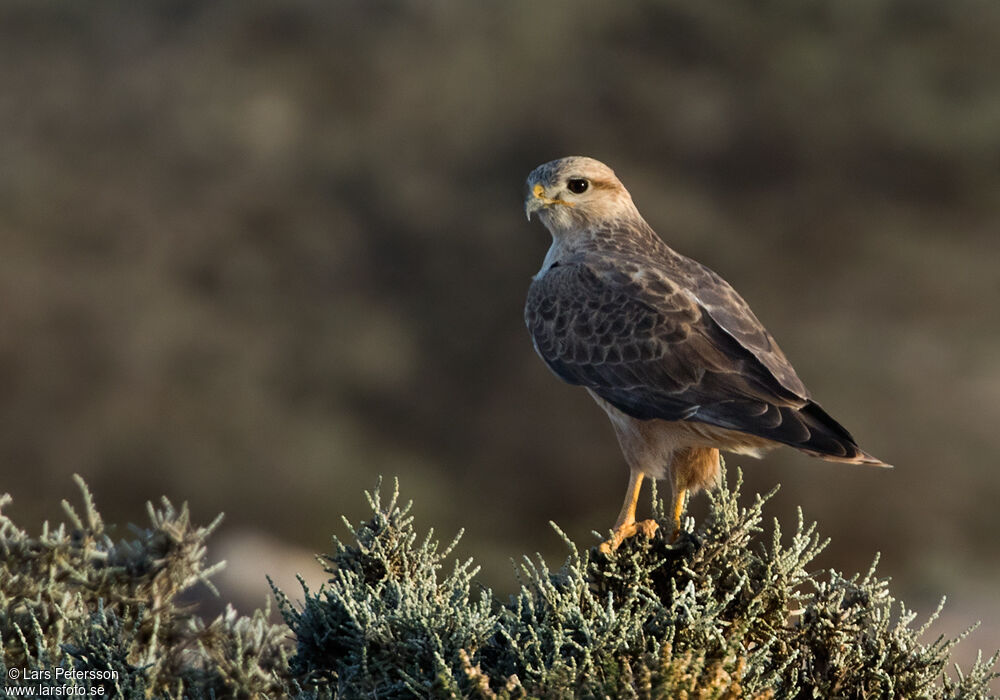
top-left (1, 0), bottom-right (998, 676)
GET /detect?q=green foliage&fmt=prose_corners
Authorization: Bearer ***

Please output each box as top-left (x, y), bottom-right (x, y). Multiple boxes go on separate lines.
top-left (281, 473), bottom-right (998, 699)
top-left (273, 484), bottom-right (498, 696)
top-left (2, 473), bottom-right (997, 698)
top-left (0, 476), bottom-right (290, 698)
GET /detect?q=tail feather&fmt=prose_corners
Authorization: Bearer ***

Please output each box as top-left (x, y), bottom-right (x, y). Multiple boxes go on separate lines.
top-left (791, 401), bottom-right (891, 467)
top-left (686, 397), bottom-right (890, 467)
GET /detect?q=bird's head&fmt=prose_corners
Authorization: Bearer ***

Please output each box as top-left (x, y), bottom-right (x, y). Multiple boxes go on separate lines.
top-left (525, 156), bottom-right (638, 233)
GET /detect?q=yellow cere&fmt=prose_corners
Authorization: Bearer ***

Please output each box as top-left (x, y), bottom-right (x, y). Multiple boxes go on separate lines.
top-left (533, 183), bottom-right (574, 207)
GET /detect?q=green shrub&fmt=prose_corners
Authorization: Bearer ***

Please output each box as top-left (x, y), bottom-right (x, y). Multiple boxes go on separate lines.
top-left (273, 485), bottom-right (497, 696)
top-left (281, 473), bottom-right (998, 698)
top-left (0, 476), bottom-right (290, 698)
top-left (1, 472), bottom-right (997, 698)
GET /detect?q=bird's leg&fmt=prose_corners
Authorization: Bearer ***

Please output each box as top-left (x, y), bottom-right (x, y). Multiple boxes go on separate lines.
top-left (614, 469), bottom-right (644, 531)
top-left (669, 466), bottom-right (688, 542)
top-left (670, 486), bottom-right (686, 542)
top-left (600, 470), bottom-right (659, 554)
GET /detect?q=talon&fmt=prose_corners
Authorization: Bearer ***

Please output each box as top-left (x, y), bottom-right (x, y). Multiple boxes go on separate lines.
top-left (635, 518), bottom-right (658, 539)
top-left (600, 518), bottom-right (659, 554)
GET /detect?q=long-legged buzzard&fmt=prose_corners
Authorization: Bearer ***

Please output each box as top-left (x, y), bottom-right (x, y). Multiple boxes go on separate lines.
top-left (524, 156), bottom-right (888, 552)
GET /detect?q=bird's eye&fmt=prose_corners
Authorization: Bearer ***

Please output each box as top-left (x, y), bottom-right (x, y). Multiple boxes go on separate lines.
top-left (566, 178), bottom-right (589, 194)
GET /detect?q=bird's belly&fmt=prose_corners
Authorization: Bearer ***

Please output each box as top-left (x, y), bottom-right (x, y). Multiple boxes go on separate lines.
top-left (587, 389), bottom-right (778, 478)
top-left (675, 420), bottom-right (776, 457)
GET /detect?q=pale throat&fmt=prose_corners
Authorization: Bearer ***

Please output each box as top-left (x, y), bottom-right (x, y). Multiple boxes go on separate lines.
top-left (535, 240), bottom-right (563, 278)
top-left (533, 224), bottom-right (599, 278)
top-left (532, 197), bottom-right (640, 278)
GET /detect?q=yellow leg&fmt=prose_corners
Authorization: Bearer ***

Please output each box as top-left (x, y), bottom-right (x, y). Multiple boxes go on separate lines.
top-left (600, 470), bottom-right (659, 554)
top-left (613, 469), bottom-right (644, 530)
top-left (670, 486), bottom-right (686, 542)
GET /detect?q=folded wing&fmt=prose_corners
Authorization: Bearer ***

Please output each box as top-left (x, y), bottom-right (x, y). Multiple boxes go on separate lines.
top-left (525, 262), bottom-right (881, 463)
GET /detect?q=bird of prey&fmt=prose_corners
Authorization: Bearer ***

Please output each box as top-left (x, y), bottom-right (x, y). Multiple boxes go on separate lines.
top-left (523, 156), bottom-right (888, 552)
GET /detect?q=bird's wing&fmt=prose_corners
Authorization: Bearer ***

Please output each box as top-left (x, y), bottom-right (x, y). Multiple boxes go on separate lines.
top-left (669, 255), bottom-right (810, 399)
top-left (525, 261), bottom-right (866, 458)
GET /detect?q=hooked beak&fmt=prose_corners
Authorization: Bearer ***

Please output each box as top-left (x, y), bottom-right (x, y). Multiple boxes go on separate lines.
top-left (525, 183), bottom-right (573, 221)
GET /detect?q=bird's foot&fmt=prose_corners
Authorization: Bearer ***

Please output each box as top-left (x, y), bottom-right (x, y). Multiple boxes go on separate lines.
top-left (599, 518), bottom-right (659, 554)
top-left (667, 515), bottom-right (684, 543)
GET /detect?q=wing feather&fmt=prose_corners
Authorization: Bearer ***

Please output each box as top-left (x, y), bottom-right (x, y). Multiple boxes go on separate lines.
top-left (670, 255), bottom-right (809, 398)
top-left (525, 261), bottom-right (872, 460)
